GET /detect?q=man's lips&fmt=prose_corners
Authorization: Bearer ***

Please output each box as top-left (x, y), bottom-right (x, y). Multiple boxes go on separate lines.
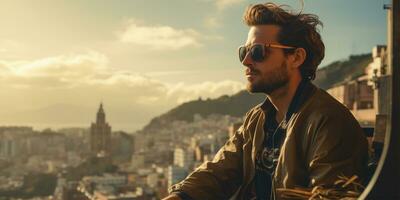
top-left (245, 68), bottom-right (259, 80)
top-left (245, 71), bottom-right (258, 77)
top-left (246, 73), bottom-right (258, 81)
top-left (246, 72), bottom-right (257, 76)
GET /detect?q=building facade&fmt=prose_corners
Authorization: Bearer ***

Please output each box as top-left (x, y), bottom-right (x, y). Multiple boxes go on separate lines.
top-left (90, 103), bottom-right (112, 157)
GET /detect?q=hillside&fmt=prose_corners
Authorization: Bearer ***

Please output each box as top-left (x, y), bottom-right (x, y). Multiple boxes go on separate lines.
top-left (141, 91), bottom-right (265, 130)
top-left (314, 54), bottom-right (372, 89)
top-left (141, 53), bottom-right (372, 131)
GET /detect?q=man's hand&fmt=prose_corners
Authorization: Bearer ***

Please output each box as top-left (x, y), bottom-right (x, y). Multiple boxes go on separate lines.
top-left (162, 194), bottom-right (182, 200)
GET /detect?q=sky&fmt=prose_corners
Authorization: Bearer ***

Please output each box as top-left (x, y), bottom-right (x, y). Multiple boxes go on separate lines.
top-left (0, 0), bottom-right (390, 132)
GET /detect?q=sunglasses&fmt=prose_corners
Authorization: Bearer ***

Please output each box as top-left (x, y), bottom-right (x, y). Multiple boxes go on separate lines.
top-left (238, 43), bottom-right (295, 63)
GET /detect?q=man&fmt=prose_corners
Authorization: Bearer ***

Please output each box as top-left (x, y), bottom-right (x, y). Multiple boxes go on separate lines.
top-left (163, 2), bottom-right (368, 200)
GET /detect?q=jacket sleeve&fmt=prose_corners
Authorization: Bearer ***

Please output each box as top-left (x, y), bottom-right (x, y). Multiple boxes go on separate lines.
top-left (168, 125), bottom-right (245, 200)
top-left (306, 109), bottom-right (369, 187)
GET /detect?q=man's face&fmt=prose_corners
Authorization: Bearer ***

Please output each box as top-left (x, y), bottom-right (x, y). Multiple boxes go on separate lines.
top-left (242, 25), bottom-right (291, 94)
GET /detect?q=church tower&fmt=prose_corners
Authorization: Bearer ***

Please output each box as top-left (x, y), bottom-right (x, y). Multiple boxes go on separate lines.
top-left (90, 103), bottom-right (111, 157)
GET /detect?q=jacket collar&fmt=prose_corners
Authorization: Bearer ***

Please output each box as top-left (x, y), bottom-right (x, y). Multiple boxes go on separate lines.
top-left (259, 81), bottom-right (317, 122)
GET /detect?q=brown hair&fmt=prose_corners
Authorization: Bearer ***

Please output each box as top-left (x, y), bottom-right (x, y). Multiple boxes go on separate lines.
top-left (243, 3), bottom-right (325, 80)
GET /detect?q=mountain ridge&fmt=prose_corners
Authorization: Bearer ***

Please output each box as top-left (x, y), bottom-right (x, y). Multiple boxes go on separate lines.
top-left (140, 53), bottom-right (372, 133)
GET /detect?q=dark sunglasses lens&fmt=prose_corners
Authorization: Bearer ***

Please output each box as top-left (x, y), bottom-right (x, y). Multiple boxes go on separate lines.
top-left (239, 46), bottom-right (247, 62)
top-left (250, 45), bottom-right (264, 62)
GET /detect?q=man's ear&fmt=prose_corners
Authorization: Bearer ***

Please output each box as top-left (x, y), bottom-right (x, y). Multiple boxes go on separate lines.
top-left (291, 48), bottom-right (306, 69)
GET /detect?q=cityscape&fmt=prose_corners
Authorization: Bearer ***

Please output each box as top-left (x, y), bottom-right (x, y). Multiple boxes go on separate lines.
top-left (0, 102), bottom-right (244, 199)
top-left (0, 1), bottom-right (392, 199)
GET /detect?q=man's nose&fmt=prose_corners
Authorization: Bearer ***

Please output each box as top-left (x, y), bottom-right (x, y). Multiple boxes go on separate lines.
top-left (241, 51), bottom-right (253, 67)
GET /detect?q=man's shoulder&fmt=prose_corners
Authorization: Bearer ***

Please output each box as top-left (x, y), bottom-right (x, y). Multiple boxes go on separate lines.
top-left (240, 103), bottom-right (266, 126)
top-left (244, 101), bottom-right (264, 115)
top-left (302, 86), bottom-right (359, 123)
top-left (296, 86), bottom-right (366, 142)
top-left (308, 87), bottom-right (351, 113)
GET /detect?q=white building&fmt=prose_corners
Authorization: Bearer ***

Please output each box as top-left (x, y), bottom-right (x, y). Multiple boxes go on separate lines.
top-left (82, 174), bottom-right (126, 186)
top-left (173, 148), bottom-right (194, 169)
top-left (366, 46), bottom-right (388, 86)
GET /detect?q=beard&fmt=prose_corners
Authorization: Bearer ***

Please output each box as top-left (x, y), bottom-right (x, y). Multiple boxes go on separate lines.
top-left (246, 61), bottom-right (289, 94)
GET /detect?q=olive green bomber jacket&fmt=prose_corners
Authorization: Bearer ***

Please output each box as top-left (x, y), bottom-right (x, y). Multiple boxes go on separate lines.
top-left (168, 83), bottom-right (369, 200)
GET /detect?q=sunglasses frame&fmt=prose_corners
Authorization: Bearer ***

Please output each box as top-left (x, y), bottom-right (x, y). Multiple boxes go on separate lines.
top-left (238, 43), bottom-right (296, 63)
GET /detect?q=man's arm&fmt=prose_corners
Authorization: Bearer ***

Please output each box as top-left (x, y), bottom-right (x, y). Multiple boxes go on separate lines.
top-left (167, 125), bottom-right (246, 200)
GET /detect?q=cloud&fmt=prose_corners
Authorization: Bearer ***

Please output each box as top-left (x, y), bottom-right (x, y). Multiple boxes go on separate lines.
top-left (1, 52), bottom-right (109, 89)
top-left (118, 20), bottom-right (202, 50)
top-left (10, 52), bottom-right (108, 77)
top-left (167, 80), bottom-right (244, 104)
top-left (145, 70), bottom-right (192, 78)
top-left (0, 51), bottom-right (244, 107)
top-left (204, 16), bottom-right (219, 29)
top-left (199, 0), bottom-right (245, 10)
top-left (0, 62), bottom-right (11, 75)
top-left (200, 0), bottom-right (245, 29)
top-left (215, 0), bottom-right (245, 10)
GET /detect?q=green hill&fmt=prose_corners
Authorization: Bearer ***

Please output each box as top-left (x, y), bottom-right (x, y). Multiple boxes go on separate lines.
top-left (141, 53), bottom-right (372, 131)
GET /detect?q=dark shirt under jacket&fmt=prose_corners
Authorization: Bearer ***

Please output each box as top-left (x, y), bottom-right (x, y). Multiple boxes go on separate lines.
top-left (253, 108), bottom-right (285, 200)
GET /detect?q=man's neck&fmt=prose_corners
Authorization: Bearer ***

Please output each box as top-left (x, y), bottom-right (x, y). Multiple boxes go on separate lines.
top-left (267, 79), bottom-right (301, 123)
